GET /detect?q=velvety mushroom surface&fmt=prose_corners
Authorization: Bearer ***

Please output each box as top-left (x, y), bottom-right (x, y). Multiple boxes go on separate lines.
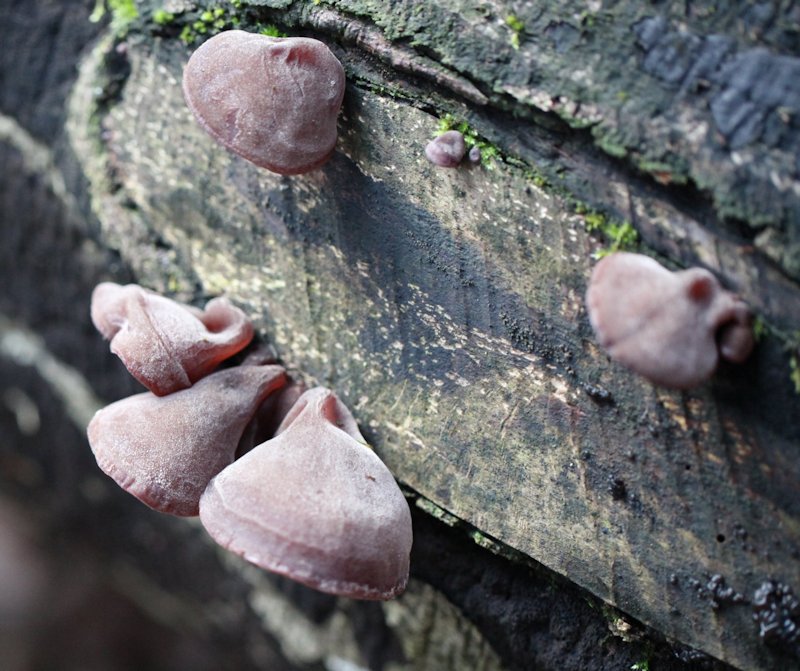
top-left (586, 252), bottom-right (754, 389)
top-left (91, 282), bottom-right (254, 396)
top-left (182, 30), bottom-right (346, 175)
top-left (87, 365), bottom-right (287, 516)
top-left (200, 387), bottom-right (413, 600)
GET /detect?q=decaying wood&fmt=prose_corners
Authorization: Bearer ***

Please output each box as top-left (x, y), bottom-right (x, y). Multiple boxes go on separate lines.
top-left (58, 1), bottom-right (800, 669)
top-left (1, 0), bottom-right (798, 669)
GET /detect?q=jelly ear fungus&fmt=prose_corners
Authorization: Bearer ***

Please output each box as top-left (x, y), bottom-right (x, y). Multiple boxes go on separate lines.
top-left (586, 252), bottom-right (754, 389)
top-left (200, 387), bottom-right (413, 600)
top-left (87, 365), bottom-right (287, 516)
top-left (182, 30), bottom-right (346, 175)
top-left (91, 282), bottom-right (254, 396)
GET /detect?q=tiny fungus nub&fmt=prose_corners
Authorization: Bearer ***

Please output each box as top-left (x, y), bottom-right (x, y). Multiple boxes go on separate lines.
top-left (468, 145), bottom-right (482, 164)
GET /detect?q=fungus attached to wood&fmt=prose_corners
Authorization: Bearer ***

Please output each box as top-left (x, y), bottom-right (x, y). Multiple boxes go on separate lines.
top-left (182, 30), bottom-right (346, 175)
top-left (91, 282), bottom-right (254, 396)
top-left (199, 387), bottom-right (413, 600)
top-left (87, 364), bottom-right (287, 516)
top-left (585, 252), bottom-right (754, 389)
top-left (468, 145), bottom-right (482, 164)
top-left (425, 130), bottom-right (467, 168)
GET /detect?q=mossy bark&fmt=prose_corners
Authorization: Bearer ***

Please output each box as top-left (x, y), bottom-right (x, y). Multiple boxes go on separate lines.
top-left (3, 1), bottom-right (799, 670)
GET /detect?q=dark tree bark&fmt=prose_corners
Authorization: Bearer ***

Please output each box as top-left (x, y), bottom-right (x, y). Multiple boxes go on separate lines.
top-left (2, 1), bottom-right (799, 670)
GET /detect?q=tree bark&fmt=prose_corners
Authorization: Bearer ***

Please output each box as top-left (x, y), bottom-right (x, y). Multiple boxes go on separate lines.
top-left (2, 1), bottom-right (799, 670)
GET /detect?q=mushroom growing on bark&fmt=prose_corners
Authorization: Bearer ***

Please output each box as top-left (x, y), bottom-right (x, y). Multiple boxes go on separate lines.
top-left (182, 30), bottom-right (346, 175)
top-left (425, 130), bottom-right (467, 167)
top-left (585, 252), bottom-right (754, 389)
top-left (87, 364), bottom-right (287, 516)
top-left (91, 282), bottom-right (253, 396)
top-left (200, 387), bottom-right (413, 600)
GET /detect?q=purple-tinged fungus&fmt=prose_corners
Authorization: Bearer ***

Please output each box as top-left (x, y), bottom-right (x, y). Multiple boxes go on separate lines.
top-left (91, 282), bottom-right (254, 396)
top-left (182, 30), bottom-right (346, 175)
top-left (236, 376), bottom-right (307, 458)
top-left (468, 145), bottom-right (482, 164)
top-left (200, 387), bottom-right (413, 600)
top-left (586, 252), bottom-right (754, 389)
top-left (87, 364), bottom-right (287, 516)
top-left (425, 130), bottom-right (467, 168)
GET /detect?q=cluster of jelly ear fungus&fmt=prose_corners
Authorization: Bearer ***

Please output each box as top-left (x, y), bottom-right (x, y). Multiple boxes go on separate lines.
top-left (88, 282), bottom-right (412, 601)
top-left (93, 30), bottom-right (755, 599)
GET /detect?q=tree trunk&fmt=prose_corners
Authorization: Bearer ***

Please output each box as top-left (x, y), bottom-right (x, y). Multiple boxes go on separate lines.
top-left (2, 1), bottom-right (799, 670)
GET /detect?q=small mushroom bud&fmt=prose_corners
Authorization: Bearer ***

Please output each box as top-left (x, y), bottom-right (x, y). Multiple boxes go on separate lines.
top-left (87, 364), bottom-right (287, 516)
top-left (91, 282), bottom-right (253, 396)
top-left (425, 130), bottom-right (467, 167)
top-left (585, 252), bottom-right (754, 389)
top-left (200, 387), bottom-right (413, 600)
top-left (182, 30), bottom-right (346, 175)
top-left (468, 145), bottom-right (482, 164)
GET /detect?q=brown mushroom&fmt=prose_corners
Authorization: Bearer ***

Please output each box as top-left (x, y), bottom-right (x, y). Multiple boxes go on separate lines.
top-left (87, 364), bottom-right (287, 516)
top-left (91, 282), bottom-right (253, 396)
top-left (199, 387), bottom-right (413, 600)
top-left (585, 252), bottom-right (754, 388)
top-left (182, 30), bottom-right (346, 175)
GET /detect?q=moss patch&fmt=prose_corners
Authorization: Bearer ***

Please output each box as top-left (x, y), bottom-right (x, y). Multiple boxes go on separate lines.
top-left (90, 0), bottom-right (140, 36)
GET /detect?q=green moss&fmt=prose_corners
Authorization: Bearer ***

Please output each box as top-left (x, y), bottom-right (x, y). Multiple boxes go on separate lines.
top-left (505, 14), bottom-right (524, 50)
top-left (577, 207), bottom-right (639, 257)
top-left (179, 5), bottom-right (239, 45)
top-left (584, 212), bottom-right (606, 231)
top-left (791, 353), bottom-right (800, 394)
top-left (753, 315), bottom-right (769, 342)
top-left (153, 8), bottom-right (175, 25)
top-left (557, 110), bottom-right (598, 129)
top-left (630, 661), bottom-right (650, 671)
top-left (505, 14), bottom-right (525, 32)
top-left (258, 24), bottom-right (289, 37)
top-left (90, 0), bottom-right (139, 36)
top-left (595, 134), bottom-right (628, 159)
top-left (579, 10), bottom-right (597, 29)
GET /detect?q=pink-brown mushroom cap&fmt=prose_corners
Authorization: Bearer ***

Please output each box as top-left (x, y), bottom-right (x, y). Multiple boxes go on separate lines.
top-left (425, 130), bottom-right (467, 168)
top-left (90, 282), bottom-right (254, 396)
top-left (199, 387), bottom-right (413, 600)
top-left (182, 30), bottom-right (346, 175)
top-left (586, 252), bottom-right (754, 389)
top-left (87, 364), bottom-right (287, 516)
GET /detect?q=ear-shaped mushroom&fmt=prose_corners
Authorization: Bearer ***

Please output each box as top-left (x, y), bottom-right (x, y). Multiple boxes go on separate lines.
top-left (586, 252), bottom-right (754, 389)
top-left (182, 30), bottom-right (346, 175)
top-left (236, 378), bottom-right (307, 459)
top-left (87, 364), bottom-right (286, 516)
top-left (199, 387), bottom-right (412, 600)
top-left (91, 282), bottom-right (254, 396)
top-left (425, 130), bottom-right (467, 168)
